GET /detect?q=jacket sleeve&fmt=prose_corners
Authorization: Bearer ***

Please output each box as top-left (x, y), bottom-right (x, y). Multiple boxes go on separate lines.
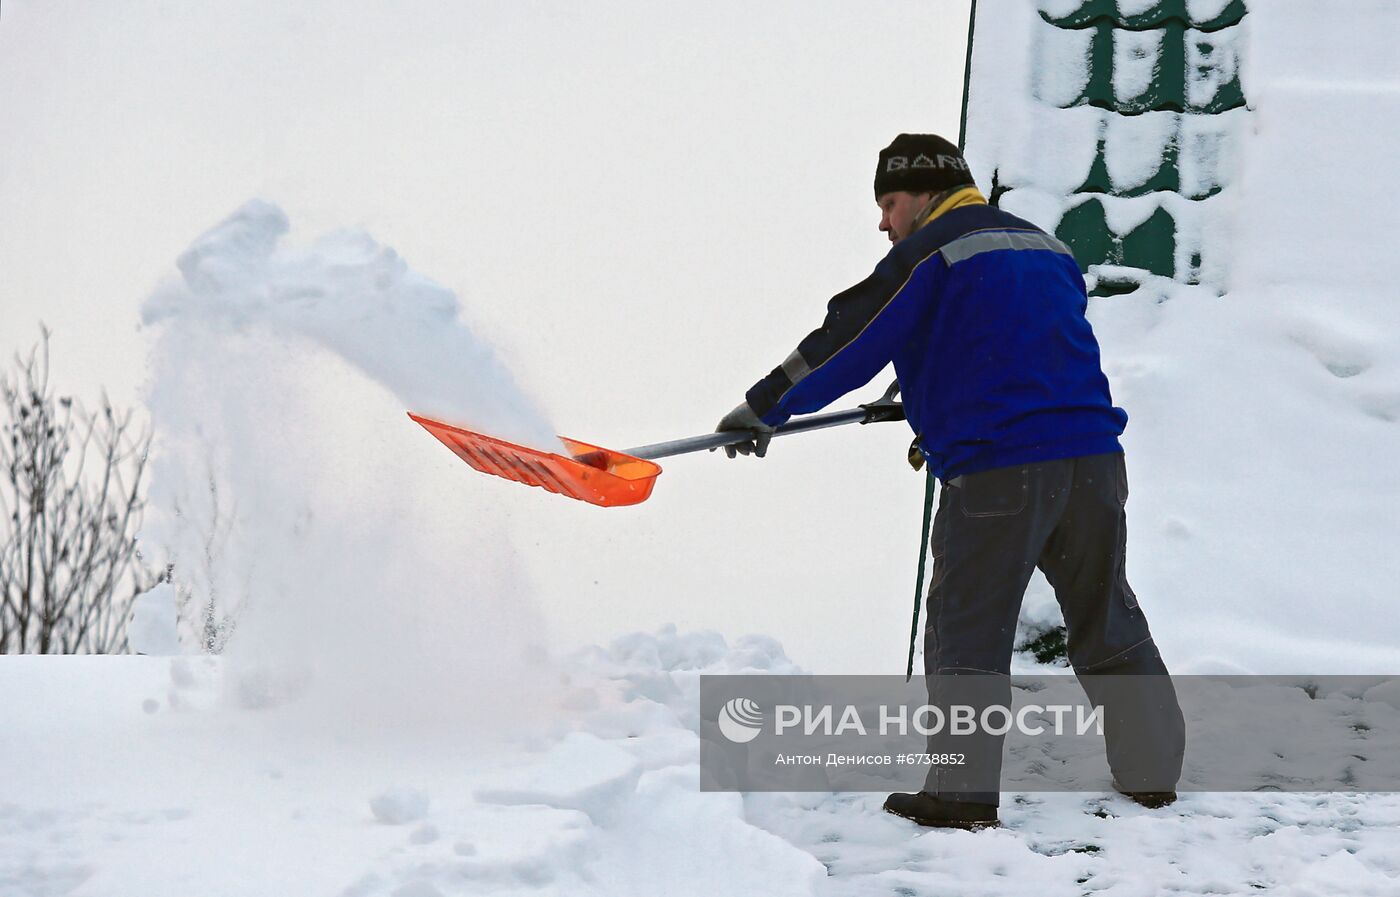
top-left (745, 246), bottom-right (942, 426)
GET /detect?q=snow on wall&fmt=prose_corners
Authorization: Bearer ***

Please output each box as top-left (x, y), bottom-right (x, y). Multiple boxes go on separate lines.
top-left (1233, 1), bottom-right (1400, 294)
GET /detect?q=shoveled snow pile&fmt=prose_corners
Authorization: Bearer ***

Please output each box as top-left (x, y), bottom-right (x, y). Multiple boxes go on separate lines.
top-left (4, 627), bottom-right (1400, 896)
top-left (1083, 0), bottom-right (1400, 674)
top-left (951, 0), bottom-right (1400, 675)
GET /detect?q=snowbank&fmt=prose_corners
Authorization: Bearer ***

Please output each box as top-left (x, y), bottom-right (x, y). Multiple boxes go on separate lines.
top-left (960, 0), bottom-right (1400, 673)
top-left (4, 628), bottom-right (1400, 896)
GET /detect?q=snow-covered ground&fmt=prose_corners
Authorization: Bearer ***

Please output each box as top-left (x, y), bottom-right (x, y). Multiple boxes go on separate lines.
top-left (5, 628), bottom-right (1400, 896)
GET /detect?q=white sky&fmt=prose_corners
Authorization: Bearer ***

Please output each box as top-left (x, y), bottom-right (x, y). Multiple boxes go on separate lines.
top-left (1, 0), bottom-right (973, 407)
top-left (0, 0), bottom-right (975, 672)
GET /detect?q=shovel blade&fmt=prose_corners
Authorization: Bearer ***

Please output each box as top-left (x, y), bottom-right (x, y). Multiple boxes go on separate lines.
top-left (408, 412), bottom-right (662, 507)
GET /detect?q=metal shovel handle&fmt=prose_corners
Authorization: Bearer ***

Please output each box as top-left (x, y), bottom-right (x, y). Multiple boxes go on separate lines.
top-left (619, 382), bottom-right (905, 461)
top-left (621, 407), bottom-right (868, 460)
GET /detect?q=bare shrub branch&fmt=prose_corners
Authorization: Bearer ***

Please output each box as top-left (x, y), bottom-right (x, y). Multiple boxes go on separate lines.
top-left (0, 327), bottom-right (157, 654)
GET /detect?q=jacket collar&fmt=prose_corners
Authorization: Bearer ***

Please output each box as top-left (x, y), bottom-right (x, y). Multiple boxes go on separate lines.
top-left (914, 186), bottom-right (987, 231)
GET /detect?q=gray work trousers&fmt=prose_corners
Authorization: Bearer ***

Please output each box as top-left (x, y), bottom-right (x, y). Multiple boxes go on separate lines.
top-left (921, 452), bottom-right (1186, 804)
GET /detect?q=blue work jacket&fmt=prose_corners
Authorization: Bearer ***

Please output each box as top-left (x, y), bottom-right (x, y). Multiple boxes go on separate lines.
top-left (745, 188), bottom-right (1126, 480)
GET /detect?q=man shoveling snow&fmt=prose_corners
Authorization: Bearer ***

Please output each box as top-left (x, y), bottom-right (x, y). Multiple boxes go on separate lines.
top-left (715, 133), bottom-right (1186, 829)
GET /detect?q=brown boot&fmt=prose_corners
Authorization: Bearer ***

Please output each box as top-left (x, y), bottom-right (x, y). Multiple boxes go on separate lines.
top-left (1112, 779), bottom-right (1177, 809)
top-left (882, 792), bottom-right (1000, 830)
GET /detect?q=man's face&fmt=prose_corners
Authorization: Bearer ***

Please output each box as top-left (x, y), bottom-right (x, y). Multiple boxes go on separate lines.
top-left (877, 191), bottom-right (933, 244)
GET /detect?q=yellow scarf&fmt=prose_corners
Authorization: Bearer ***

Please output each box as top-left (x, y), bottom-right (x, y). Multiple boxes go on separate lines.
top-left (914, 186), bottom-right (988, 231)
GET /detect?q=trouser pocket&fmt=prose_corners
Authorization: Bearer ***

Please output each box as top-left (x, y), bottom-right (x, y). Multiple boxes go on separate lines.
top-left (957, 465), bottom-right (1029, 517)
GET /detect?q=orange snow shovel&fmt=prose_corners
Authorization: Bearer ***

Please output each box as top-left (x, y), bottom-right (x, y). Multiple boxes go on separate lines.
top-left (409, 383), bottom-right (904, 508)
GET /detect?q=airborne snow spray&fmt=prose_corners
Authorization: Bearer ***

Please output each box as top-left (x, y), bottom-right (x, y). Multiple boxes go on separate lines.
top-left (139, 200), bottom-right (554, 735)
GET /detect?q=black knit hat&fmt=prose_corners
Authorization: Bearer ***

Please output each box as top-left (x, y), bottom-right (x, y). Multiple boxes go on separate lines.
top-left (874, 133), bottom-right (976, 199)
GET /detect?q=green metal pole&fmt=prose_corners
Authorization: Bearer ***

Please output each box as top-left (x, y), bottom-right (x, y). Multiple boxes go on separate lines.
top-left (957, 0), bottom-right (978, 150)
top-left (908, 1), bottom-right (978, 680)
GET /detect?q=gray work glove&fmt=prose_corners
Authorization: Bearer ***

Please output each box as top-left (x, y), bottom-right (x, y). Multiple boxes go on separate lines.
top-left (713, 401), bottom-right (775, 459)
